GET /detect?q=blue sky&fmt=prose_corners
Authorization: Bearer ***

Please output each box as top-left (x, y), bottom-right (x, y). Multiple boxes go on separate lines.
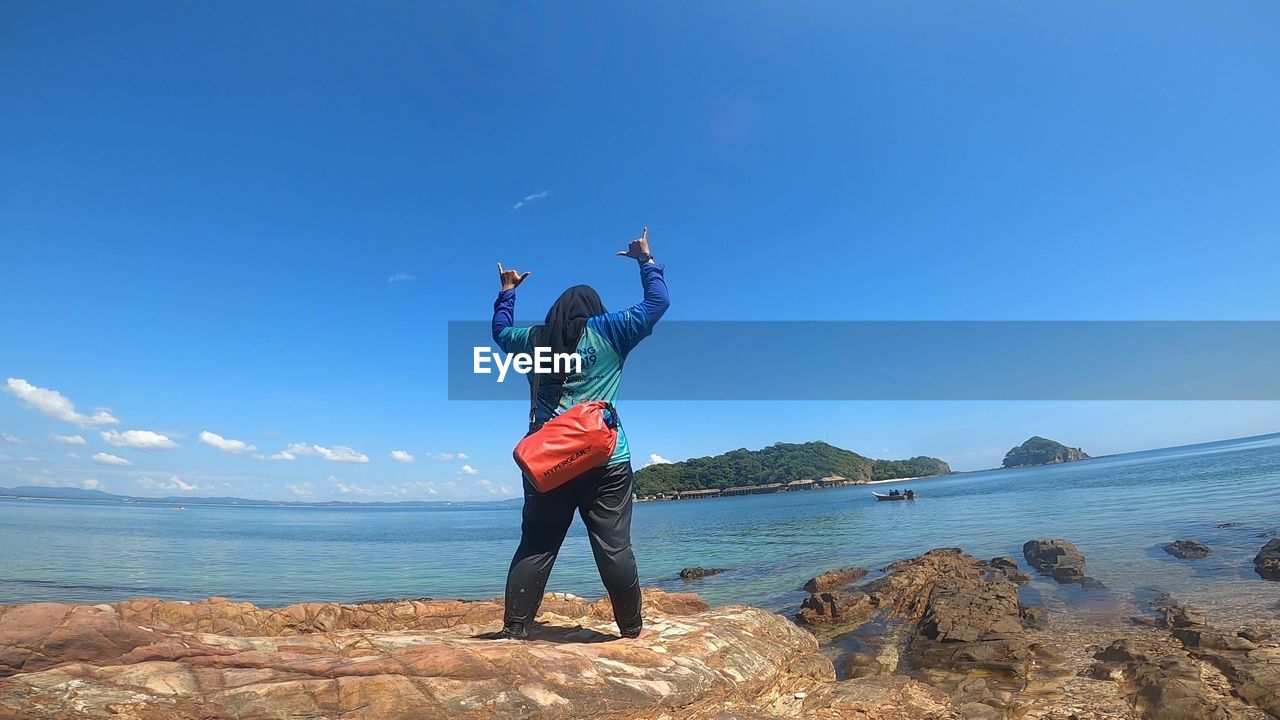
top-left (2, 2), bottom-right (1278, 500)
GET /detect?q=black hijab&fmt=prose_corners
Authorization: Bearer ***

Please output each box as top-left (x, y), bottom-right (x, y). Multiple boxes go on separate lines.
top-left (531, 285), bottom-right (605, 385)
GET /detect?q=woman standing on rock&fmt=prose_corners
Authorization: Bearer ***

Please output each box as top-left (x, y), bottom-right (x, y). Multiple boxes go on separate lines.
top-left (491, 228), bottom-right (669, 640)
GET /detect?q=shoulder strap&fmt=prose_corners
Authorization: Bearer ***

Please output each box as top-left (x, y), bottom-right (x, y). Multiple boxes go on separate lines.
top-left (528, 369), bottom-right (541, 431)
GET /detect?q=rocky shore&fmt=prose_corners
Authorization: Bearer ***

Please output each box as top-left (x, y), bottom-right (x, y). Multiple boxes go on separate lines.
top-left (2, 540), bottom-right (1278, 719)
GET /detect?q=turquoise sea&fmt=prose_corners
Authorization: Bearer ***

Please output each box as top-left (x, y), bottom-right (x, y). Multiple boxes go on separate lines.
top-left (3, 434), bottom-right (1279, 622)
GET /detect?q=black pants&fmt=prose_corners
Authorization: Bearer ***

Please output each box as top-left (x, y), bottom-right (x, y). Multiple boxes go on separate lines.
top-left (503, 461), bottom-right (642, 637)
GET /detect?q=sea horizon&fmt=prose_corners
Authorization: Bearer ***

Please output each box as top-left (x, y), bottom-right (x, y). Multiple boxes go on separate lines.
top-left (4, 429), bottom-right (1276, 509)
top-left (4, 431), bottom-right (1278, 624)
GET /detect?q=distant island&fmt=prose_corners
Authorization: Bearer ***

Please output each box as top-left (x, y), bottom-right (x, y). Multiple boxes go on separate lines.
top-left (635, 441), bottom-right (950, 497)
top-left (1001, 436), bottom-right (1090, 468)
top-left (0, 485), bottom-right (517, 509)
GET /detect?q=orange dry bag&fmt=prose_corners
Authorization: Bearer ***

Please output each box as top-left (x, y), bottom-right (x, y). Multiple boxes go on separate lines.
top-left (514, 400), bottom-right (618, 493)
top-left (513, 367), bottom-right (618, 492)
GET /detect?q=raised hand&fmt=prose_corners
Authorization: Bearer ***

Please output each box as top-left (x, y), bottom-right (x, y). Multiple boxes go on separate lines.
top-left (616, 227), bottom-right (653, 262)
top-left (497, 262), bottom-right (530, 290)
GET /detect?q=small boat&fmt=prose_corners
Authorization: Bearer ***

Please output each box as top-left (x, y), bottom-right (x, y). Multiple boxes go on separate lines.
top-left (872, 492), bottom-right (915, 501)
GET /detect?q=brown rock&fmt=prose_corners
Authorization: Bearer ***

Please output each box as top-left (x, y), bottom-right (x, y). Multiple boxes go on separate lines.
top-left (1162, 539), bottom-right (1211, 560)
top-left (1020, 604), bottom-right (1048, 629)
top-left (0, 591), bottom-right (833, 720)
top-left (679, 566), bottom-right (727, 581)
top-left (980, 556), bottom-right (1031, 584)
top-left (1158, 602), bottom-right (1207, 630)
top-left (803, 566), bottom-right (868, 593)
top-left (1172, 626), bottom-right (1258, 653)
top-left (1160, 603), bottom-right (1280, 718)
top-left (860, 548), bottom-right (1060, 694)
top-left (1022, 539), bottom-right (1088, 583)
top-left (1086, 640), bottom-right (1231, 720)
top-left (0, 603), bottom-right (171, 678)
top-left (801, 674), bottom-right (962, 719)
top-left (1128, 657), bottom-right (1231, 720)
top-left (1238, 628), bottom-right (1271, 644)
top-left (1255, 538), bottom-right (1280, 580)
top-left (796, 591), bottom-right (874, 625)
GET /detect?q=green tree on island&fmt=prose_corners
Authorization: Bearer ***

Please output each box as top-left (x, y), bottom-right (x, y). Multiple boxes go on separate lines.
top-left (1001, 436), bottom-right (1090, 468)
top-left (634, 441), bottom-right (950, 496)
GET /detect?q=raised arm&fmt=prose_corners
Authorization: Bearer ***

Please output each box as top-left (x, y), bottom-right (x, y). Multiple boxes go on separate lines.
top-left (492, 263), bottom-right (533, 353)
top-left (590, 228), bottom-right (670, 357)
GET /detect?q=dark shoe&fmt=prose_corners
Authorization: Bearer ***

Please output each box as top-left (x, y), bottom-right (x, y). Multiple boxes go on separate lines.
top-left (475, 622), bottom-right (529, 640)
top-left (619, 626), bottom-right (642, 639)
top-left (500, 621), bottom-right (529, 640)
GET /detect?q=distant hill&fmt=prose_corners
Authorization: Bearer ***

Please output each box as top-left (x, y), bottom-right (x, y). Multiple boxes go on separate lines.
top-left (0, 485), bottom-right (518, 508)
top-left (1001, 436), bottom-right (1090, 468)
top-left (635, 441), bottom-right (950, 496)
top-left (0, 486), bottom-right (117, 501)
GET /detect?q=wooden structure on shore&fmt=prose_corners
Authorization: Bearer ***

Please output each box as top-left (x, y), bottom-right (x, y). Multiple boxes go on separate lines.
top-left (654, 475), bottom-right (857, 501)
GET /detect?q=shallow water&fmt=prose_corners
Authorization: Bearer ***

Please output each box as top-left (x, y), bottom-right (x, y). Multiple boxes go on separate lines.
top-left (2, 434), bottom-right (1278, 623)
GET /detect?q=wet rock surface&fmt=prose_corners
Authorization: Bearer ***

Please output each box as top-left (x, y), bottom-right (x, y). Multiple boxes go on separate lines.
top-left (1085, 639), bottom-right (1231, 720)
top-left (679, 566), bottom-right (728, 581)
top-left (1023, 539), bottom-right (1091, 584)
top-left (869, 549), bottom-right (1064, 695)
top-left (1164, 540), bottom-right (1213, 560)
top-left (803, 566), bottom-right (868, 593)
top-left (802, 547), bottom-right (1280, 720)
top-left (1122, 595), bottom-right (1280, 719)
top-left (982, 556), bottom-right (1033, 584)
top-left (796, 591), bottom-right (874, 625)
top-left (1255, 539), bottom-right (1280, 581)
top-left (6, 545), bottom-right (1280, 720)
top-left (1159, 602), bottom-right (1280, 719)
top-left (801, 548), bottom-right (1074, 716)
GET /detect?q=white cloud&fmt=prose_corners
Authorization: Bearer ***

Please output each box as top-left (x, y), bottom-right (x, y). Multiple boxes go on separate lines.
top-left (390, 450), bottom-right (415, 464)
top-left (81, 479), bottom-right (102, 490)
top-left (265, 442), bottom-right (311, 461)
top-left (646, 453), bottom-right (672, 466)
top-left (287, 482), bottom-right (313, 496)
top-left (0, 454), bottom-right (11, 462)
top-left (511, 190), bottom-right (550, 211)
top-left (313, 445), bottom-right (370, 463)
top-left (101, 429), bottom-right (178, 450)
top-left (93, 452), bottom-right (132, 466)
top-left (433, 453), bottom-right (455, 461)
top-left (1, 432), bottom-right (23, 444)
top-left (261, 443), bottom-right (367, 463)
top-left (332, 478), bottom-right (376, 496)
top-left (136, 475), bottom-right (197, 493)
top-left (459, 464), bottom-right (478, 475)
top-left (387, 272), bottom-right (416, 283)
top-left (5, 378), bottom-right (120, 428)
top-left (457, 452), bottom-right (469, 461)
top-left (49, 433), bottom-right (87, 445)
top-left (199, 430), bottom-right (257, 455)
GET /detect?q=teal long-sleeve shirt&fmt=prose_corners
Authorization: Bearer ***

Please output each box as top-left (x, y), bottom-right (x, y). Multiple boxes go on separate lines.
top-left (492, 260), bottom-right (669, 466)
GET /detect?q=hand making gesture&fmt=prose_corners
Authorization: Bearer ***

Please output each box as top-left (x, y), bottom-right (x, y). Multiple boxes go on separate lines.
top-left (497, 263), bottom-right (530, 291)
top-left (616, 227), bottom-right (654, 263)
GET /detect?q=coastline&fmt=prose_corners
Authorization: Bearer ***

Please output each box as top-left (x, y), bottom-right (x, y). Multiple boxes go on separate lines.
top-left (5, 541), bottom-right (1277, 719)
